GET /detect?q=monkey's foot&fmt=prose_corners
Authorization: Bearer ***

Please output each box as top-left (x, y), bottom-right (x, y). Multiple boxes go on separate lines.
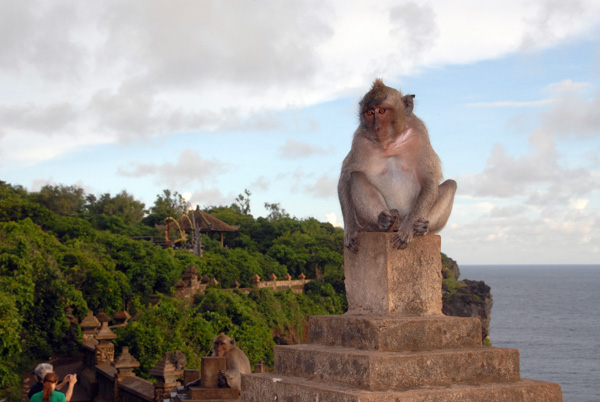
top-left (391, 232), bottom-right (412, 249)
top-left (413, 218), bottom-right (429, 236)
top-left (344, 233), bottom-right (360, 253)
top-left (378, 209), bottom-right (401, 232)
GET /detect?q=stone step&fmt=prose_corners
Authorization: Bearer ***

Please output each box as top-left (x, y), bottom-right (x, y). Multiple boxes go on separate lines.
top-left (241, 373), bottom-right (563, 402)
top-left (309, 314), bottom-right (482, 352)
top-left (275, 344), bottom-right (520, 391)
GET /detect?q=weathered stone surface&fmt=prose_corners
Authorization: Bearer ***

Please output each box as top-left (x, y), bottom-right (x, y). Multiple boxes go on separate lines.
top-left (188, 386), bottom-right (240, 400)
top-left (274, 344), bottom-right (520, 391)
top-left (241, 374), bottom-right (563, 402)
top-left (201, 356), bottom-right (226, 388)
top-left (309, 315), bottom-right (481, 352)
top-left (344, 234), bottom-right (442, 316)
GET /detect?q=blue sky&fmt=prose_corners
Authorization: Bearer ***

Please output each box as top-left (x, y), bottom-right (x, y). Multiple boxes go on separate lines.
top-left (1, 1), bottom-right (599, 264)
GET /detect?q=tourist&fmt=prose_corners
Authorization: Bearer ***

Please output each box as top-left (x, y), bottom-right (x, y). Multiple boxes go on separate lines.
top-left (28, 364), bottom-right (71, 399)
top-left (29, 372), bottom-right (77, 402)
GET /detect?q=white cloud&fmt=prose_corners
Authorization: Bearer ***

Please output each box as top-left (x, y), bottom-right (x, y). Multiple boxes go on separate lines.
top-left (466, 100), bottom-right (554, 108)
top-left (278, 139), bottom-right (330, 159)
top-left (325, 212), bottom-right (342, 228)
top-left (540, 81), bottom-right (600, 139)
top-left (2, 0), bottom-right (600, 167)
top-left (188, 187), bottom-right (233, 209)
top-left (118, 149), bottom-right (227, 188)
top-left (305, 174), bottom-right (337, 199)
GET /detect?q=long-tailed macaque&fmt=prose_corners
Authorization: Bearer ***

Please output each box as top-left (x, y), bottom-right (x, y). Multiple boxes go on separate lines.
top-left (338, 79), bottom-right (456, 252)
top-left (211, 333), bottom-right (251, 390)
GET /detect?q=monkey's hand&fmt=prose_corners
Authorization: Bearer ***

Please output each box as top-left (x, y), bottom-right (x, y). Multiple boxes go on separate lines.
top-left (378, 209), bottom-right (400, 232)
top-left (344, 231), bottom-right (360, 253)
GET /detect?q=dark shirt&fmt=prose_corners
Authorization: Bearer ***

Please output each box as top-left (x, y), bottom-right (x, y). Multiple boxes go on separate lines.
top-left (28, 382), bottom-right (43, 399)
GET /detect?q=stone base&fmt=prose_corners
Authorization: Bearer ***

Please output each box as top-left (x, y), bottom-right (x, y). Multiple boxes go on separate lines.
top-left (344, 234), bottom-right (442, 316)
top-left (240, 233), bottom-right (563, 401)
top-left (309, 315), bottom-right (482, 352)
top-left (275, 344), bottom-right (520, 391)
top-left (187, 386), bottom-right (240, 400)
top-left (242, 374), bottom-right (563, 402)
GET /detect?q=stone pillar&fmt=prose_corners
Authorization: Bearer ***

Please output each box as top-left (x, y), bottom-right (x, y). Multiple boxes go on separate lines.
top-left (200, 356), bottom-right (226, 388)
top-left (112, 346), bottom-right (140, 402)
top-left (149, 353), bottom-right (183, 402)
top-left (344, 233), bottom-right (443, 316)
top-left (95, 322), bottom-right (117, 365)
top-left (113, 346), bottom-right (140, 379)
top-left (80, 311), bottom-right (101, 343)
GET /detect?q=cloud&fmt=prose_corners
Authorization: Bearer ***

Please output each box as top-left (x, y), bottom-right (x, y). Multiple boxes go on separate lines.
top-left (2, 0), bottom-right (600, 167)
top-left (188, 187), bottom-right (233, 209)
top-left (250, 176), bottom-right (270, 191)
top-left (389, 3), bottom-right (438, 63)
top-left (466, 100), bottom-right (553, 108)
top-left (461, 78), bottom-right (600, 207)
top-left (278, 139), bottom-right (330, 159)
top-left (325, 212), bottom-right (342, 227)
top-left (520, 0), bottom-right (588, 50)
top-left (540, 80), bottom-right (600, 139)
top-left (443, 206), bottom-right (600, 263)
top-left (118, 149), bottom-right (227, 188)
top-left (305, 174), bottom-right (337, 199)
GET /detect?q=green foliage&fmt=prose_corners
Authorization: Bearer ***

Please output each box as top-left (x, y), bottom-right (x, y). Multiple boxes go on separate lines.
top-left (0, 181), bottom-right (347, 397)
top-left (31, 184), bottom-right (85, 216)
top-left (0, 291), bottom-right (22, 390)
top-left (142, 189), bottom-right (189, 227)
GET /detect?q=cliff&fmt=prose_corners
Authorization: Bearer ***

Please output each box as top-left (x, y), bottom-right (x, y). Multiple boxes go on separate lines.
top-left (441, 254), bottom-right (493, 342)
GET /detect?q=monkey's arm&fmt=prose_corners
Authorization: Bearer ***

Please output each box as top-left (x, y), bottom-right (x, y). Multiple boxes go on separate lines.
top-left (338, 169), bottom-right (360, 253)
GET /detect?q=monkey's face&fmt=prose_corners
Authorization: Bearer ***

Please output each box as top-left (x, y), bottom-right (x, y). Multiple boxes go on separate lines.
top-left (213, 340), bottom-right (229, 357)
top-left (363, 104), bottom-right (397, 144)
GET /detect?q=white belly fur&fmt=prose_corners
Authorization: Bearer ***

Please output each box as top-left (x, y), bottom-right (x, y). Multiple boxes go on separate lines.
top-left (365, 157), bottom-right (420, 217)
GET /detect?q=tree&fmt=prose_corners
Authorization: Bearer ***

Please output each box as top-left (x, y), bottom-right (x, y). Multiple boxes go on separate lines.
top-left (264, 202), bottom-right (289, 222)
top-left (142, 189), bottom-right (189, 227)
top-left (32, 185), bottom-right (85, 216)
top-left (86, 191), bottom-right (146, 225)
top-left (233, 189), bottom-right (252, 215)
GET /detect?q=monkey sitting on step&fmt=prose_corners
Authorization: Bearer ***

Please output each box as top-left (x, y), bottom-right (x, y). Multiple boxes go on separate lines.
top-left (212, 333), bottom-right (251, 391)
top-left (338, 79), bottom-right (456, 252)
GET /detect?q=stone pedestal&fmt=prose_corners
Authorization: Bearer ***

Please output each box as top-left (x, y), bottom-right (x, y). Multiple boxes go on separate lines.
top-left (241, 233), bottom-right (563, 401)
top-left (345, 234), bottom-right (442, 316)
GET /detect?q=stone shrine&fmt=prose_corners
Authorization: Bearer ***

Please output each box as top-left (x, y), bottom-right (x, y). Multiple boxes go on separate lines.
top-left (241, 233), bottom-right (563, 401)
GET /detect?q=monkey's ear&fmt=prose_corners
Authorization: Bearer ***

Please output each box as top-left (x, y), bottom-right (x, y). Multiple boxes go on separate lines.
top-left (403, 94), bottom-right (416, 115)
top-left (230, 338), bottom-right (235, 345)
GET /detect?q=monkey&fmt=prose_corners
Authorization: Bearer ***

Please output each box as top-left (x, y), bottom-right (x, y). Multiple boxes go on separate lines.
top-left (338, 79), bottom-right (456, 252)
top-left (211, 333), bottom-right (251, 390)
top-left (171, 350), bottom-right (186, 370)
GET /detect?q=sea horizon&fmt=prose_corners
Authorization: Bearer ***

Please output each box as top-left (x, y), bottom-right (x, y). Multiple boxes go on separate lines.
top-left (460, 264), bottom-right (600, 402)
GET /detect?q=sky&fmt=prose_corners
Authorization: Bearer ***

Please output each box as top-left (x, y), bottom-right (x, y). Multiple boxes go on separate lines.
top-left (1, 0), bottom-right (599, 265)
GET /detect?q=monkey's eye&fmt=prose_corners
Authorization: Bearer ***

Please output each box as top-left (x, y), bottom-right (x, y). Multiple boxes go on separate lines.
top-left (378, 108), bottom-right (386, 114)
top-left (366, 109), bottom-right (374, 116)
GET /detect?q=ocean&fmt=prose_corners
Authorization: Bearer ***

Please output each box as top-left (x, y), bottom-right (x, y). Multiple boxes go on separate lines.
top-left (460, 265), bottom-right (600, 402)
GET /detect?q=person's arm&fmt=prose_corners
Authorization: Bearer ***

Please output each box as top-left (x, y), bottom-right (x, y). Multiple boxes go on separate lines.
top-left (64, 374), bottom-right (77, 402)
top-left (56, 375), bottom-right (70, 391)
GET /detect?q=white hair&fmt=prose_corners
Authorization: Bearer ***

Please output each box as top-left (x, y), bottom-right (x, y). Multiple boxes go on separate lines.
top-left (34, 363), bottom-right (53, 381)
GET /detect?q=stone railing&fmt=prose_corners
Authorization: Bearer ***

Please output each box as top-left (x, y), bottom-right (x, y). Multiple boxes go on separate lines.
top-left (174, 266), bottom-right (313, 300)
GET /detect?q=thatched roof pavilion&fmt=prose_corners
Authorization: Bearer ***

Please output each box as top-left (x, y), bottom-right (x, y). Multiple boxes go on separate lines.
top-left (178, 206), bottom-right (239, 247)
